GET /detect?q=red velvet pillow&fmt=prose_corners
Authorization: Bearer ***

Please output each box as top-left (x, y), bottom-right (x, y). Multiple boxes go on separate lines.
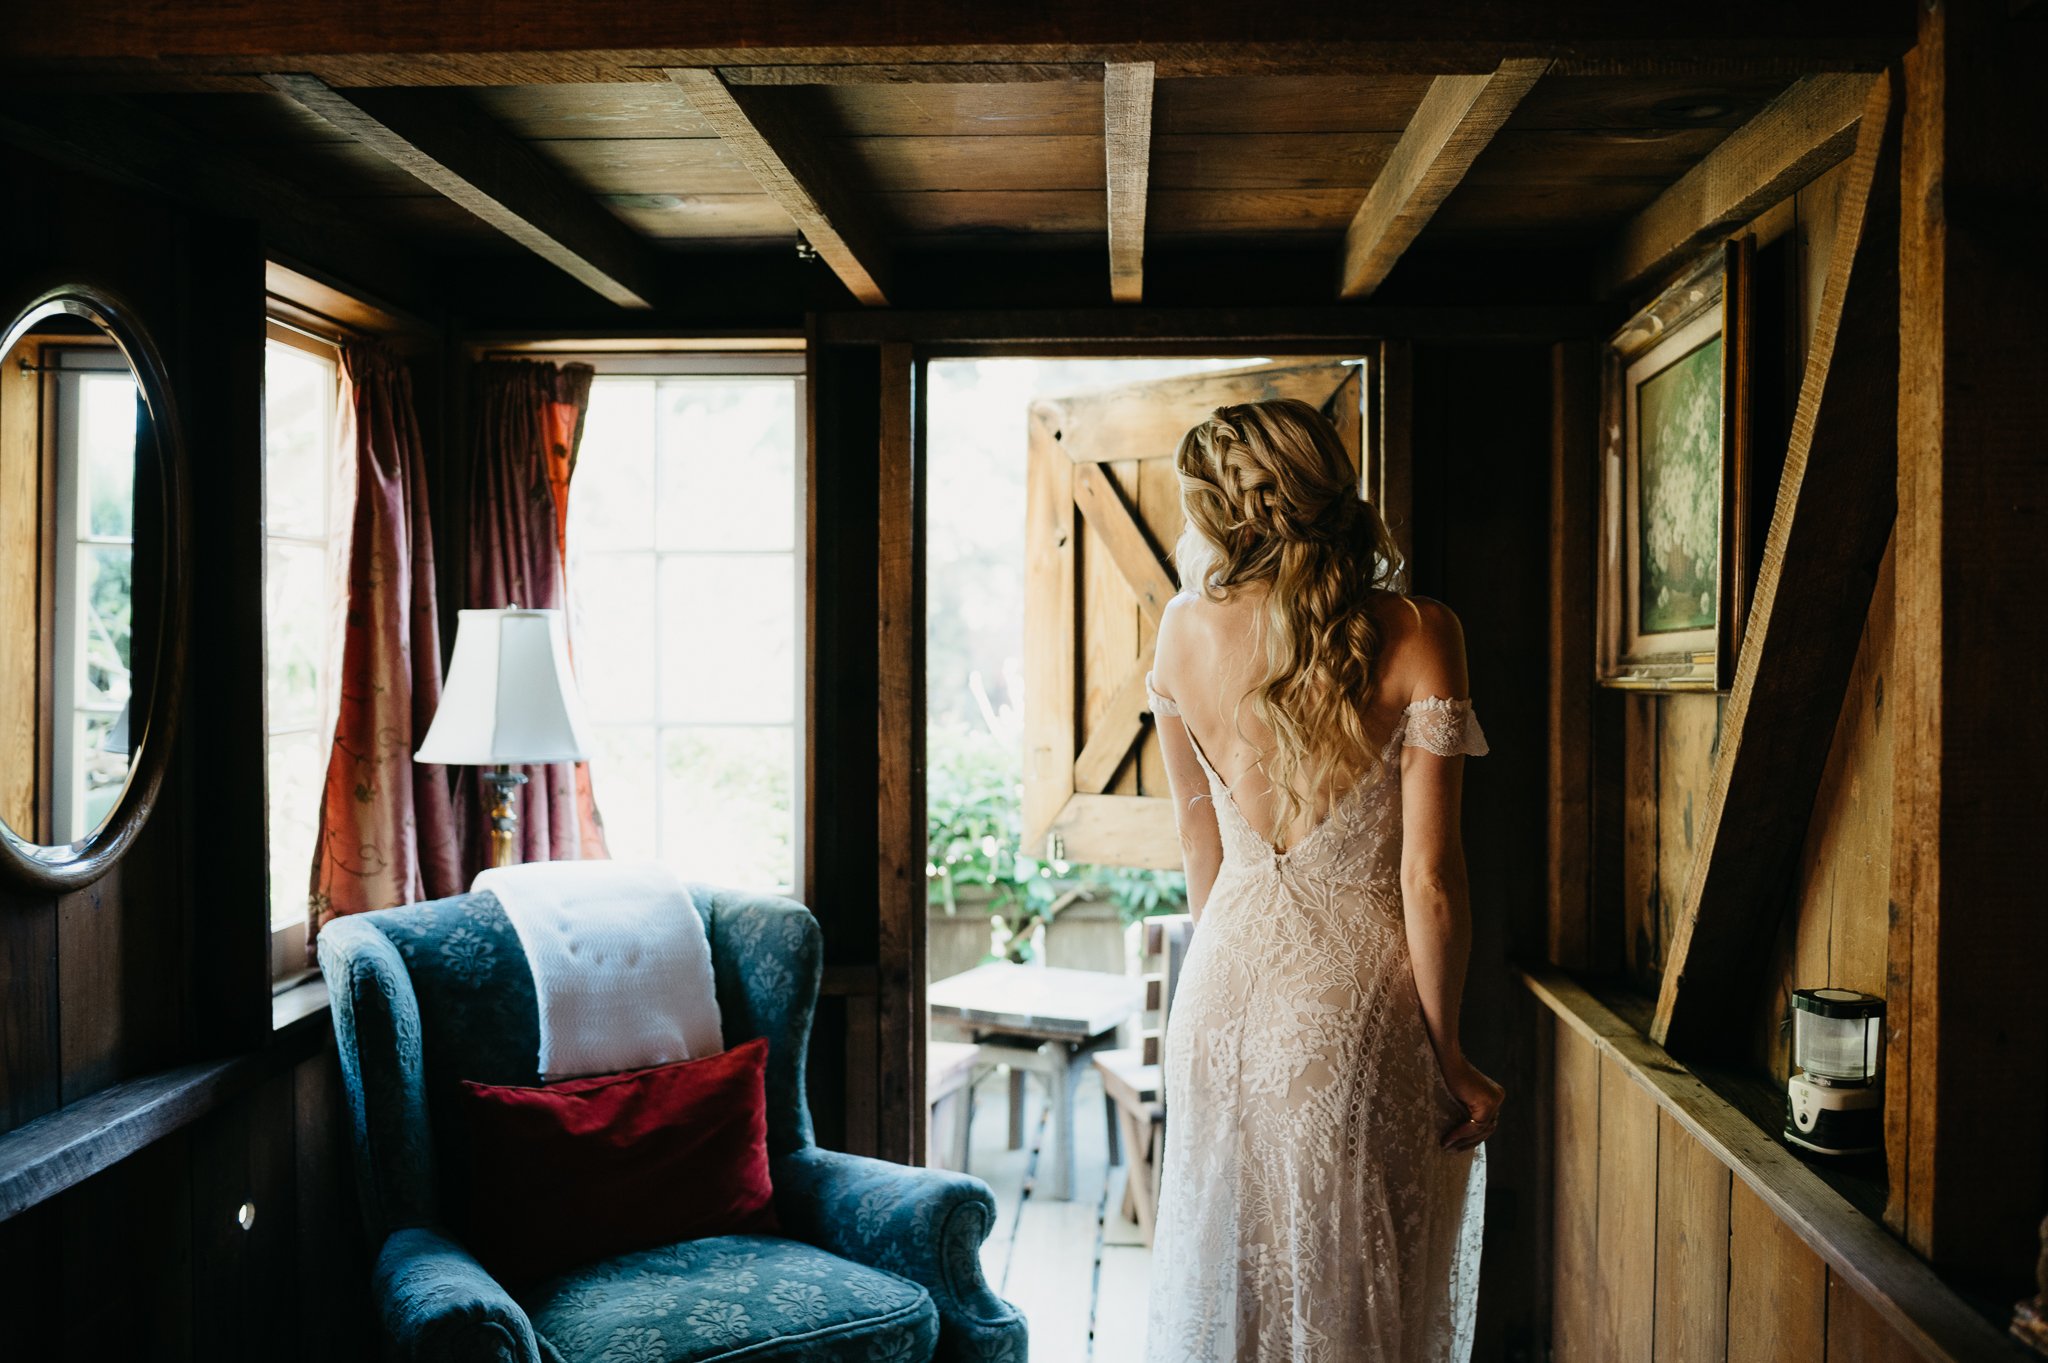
top-left (458, 1035), bottom-right (779, 1285)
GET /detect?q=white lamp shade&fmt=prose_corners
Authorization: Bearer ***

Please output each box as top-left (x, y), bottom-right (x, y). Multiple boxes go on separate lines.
top-left (416, 607), bottom-right (593, 766)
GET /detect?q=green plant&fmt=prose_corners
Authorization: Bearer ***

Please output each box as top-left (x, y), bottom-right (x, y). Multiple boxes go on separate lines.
top-left (925, 716), bottom-right (1186, 959)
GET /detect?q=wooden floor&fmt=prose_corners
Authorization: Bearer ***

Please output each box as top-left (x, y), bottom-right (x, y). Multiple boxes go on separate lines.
top-left (948, 1062), bottom-right (1153, 1362)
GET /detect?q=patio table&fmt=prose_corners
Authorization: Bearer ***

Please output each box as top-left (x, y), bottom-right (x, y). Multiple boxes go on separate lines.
top-left (927, 961), bottom-right (1144, 1200)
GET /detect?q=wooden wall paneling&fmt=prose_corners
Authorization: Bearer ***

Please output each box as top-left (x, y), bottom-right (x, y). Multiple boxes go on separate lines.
top-left (1824, 1267), bottom-right (1921, 1363)
top-left (1546, 342), bottom-right (1597, 970)
top-left (1655, 694), bottom-right (1721, 982)
top-left (294, 1041), bottom-right (368, 1361)
top-left (1552, 1020), bottom-right (1600, 1363)
top-left (1593, 1054), bottom-right (1658, 1363)
top-left (1651, 73), bottom-right (1900, 1057)
top-left (1654, 1109), bottom-right (1732, 1363)
top-left (1103, 61), bottom-right (1154, 303)
top-left (61, 1130), bottom-right (193, 1359)
top-left (1888, 0), bottom-right (2048, 1283)
top-left (1726, 1177), bottom-right (1826, 1363)
top-left (874, 341), bottom-right (923, 1165)
top-left (0, 1198), bottom-right (62, 1355)
top-left (189, 1067), bottom-right (297, 1356)
top-left (1623, 693), bottom-right (1660, 989)
top-left (1600, 73), bottom-right (1873, 297)
top-left (0, 897), bottom-right (57, 1135)
top-left (1528, 969), bottom-right (2019, 1362)
top-left (1338, 60), bottom-right (1551, 299)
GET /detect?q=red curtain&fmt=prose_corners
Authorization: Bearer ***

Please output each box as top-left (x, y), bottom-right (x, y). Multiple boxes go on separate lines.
top-left (309, 345), bottom-right (462, 942)
top-left (458, 360), bottom-right (608, 875)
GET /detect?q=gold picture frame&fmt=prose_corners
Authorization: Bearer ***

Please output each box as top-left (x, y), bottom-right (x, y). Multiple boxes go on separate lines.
top-left (1597, 237), bottom-right (1752, 690)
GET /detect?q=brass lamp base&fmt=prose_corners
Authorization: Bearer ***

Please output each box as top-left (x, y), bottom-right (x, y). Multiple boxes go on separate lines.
top-left (484, 763), bottom-right (529, 869)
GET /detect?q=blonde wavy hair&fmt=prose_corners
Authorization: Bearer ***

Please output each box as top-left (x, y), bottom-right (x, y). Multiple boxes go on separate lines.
top-left (1171, 397), bottom-right (1407, 838)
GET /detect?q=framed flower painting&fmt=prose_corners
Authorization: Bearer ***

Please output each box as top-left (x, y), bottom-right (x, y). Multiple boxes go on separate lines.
top-left (1597, 237), bottom-right (1753, 690)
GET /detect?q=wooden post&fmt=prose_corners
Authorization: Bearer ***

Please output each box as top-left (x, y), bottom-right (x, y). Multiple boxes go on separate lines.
top-left (1547, 342), bottom-right (1598, 970)
top-left (1888, 0), bottom-right (2048, 1286)
top-left (875, 342), bottom-right (925, 1165)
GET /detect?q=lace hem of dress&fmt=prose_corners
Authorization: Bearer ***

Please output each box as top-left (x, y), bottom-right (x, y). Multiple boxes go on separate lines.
top-left (1144, 669), bottom-right (1181, 717)
top-left (1403, 696), bottom-right (1489, 758)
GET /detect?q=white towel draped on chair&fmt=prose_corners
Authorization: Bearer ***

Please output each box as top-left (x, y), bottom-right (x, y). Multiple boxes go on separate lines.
top-left (474, 860), bottom-right (724, 1081)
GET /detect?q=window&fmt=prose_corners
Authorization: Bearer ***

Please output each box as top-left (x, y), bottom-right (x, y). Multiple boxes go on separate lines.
top-left (262, 324), bottom-right (350, 938)
top-left (48, 348), bottom-right (139, 843)
top-left (566, 358), bottom-right (805, 894)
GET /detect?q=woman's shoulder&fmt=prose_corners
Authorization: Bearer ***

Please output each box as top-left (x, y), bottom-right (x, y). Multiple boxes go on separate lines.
top-left (1369, 592), bottom-right (1470, 696)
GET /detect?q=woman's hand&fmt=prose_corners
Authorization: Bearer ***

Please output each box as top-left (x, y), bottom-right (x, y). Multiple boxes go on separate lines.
top-left (1438, 1056), bottom-right (1505, 1152)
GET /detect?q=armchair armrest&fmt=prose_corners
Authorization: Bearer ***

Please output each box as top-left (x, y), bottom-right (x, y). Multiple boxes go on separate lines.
top-left (373, 1226), bottom-right (540, 1363)
top-left (773, 1146), bottom-right (1027, 1362)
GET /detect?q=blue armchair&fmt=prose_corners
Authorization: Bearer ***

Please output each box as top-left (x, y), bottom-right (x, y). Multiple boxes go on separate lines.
top-left (319, 886), bottom-right (1029, 1363)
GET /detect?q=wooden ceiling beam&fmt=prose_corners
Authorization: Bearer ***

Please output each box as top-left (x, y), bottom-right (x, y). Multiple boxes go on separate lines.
top-left (1600, 72), bottom-right (1873, 297)
top-left (261, 75), bottom-right (660, 310)
top-left (0, 3), bottom-right (1913, 84)
top-left (1337, 59), bottom-right (1549, 300)
top-left (667, 68), bottom-right (892, 307)
top-left (1104, 61), bottom-right (1154, 304)
top-left (0, 93), bottom-right (435, 313)
top-left (1650, 73), bottom-right (1899, 1056)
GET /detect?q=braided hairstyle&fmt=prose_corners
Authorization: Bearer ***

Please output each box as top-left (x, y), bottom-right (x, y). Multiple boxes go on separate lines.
top-left (1170, 397), bottom-right (1406, 840)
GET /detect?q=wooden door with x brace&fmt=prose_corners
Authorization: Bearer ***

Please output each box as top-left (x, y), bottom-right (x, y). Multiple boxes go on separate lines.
top-left (1021, 356), bottom-right (1382, 872)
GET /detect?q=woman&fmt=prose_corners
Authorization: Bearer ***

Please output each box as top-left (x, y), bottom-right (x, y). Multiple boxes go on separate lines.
top-left (1143, 398), bottom-right (1503, 1363)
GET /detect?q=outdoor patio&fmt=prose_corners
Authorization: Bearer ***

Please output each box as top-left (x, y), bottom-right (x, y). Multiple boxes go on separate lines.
top-left (954, 1060), bottom-right (1152, 1362)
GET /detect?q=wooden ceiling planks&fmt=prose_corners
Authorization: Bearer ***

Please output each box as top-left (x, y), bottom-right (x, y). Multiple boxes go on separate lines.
top-left (668, 68), bottom-right (895, 303)
top-left (106, 62), bottom-right (1887, 290)
top-left (261, 74), bottom-right (665, 307)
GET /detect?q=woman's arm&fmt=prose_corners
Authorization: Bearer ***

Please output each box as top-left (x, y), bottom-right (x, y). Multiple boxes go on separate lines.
top-left (1150, 601), bottom-right (1224, 918)
top-left (1395, 599), bottom-right (1503, 1150)
top-left (1155, 710), bottom-right (1223, 919)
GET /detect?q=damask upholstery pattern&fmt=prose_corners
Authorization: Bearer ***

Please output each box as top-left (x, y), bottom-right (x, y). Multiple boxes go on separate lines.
top-left (522, 1234), bottom-right (937, 1363)
top-left (321, 888), bottom-right (1026, 1362)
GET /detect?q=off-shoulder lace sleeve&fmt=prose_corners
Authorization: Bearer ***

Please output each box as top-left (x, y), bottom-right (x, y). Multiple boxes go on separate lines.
top-left (1403, 696), bottom-right (1489, 757)
top-left (1145, 669), bottom-right (1181, 718)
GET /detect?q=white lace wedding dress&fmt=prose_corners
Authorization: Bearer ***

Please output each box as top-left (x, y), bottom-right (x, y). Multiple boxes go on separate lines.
top-left (1143, 675), bottom-right (1489, 1363)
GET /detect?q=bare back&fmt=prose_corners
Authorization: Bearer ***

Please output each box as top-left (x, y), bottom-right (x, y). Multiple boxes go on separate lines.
top-left (1150, 583), bottom-right (1452, 853)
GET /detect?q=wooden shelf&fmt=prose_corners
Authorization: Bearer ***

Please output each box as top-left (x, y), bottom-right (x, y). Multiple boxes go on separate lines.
top-left (0, 990), bottom-right (329, 1224)
top-left (1522, 966), bottom-right (2026, 1363)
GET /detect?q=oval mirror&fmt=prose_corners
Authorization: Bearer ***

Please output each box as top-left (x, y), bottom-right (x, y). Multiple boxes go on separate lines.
top-left (0, 287), bottom-right (185, 890)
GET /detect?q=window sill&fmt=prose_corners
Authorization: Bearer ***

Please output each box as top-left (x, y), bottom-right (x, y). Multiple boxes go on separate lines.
top-left (0, 986), bottom-right (331, 1224)
top-left (1520, 965), bottom-right (2018, 1363)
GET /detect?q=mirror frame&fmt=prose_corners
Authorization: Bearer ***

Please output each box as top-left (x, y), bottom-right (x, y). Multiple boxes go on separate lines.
top-left (0, 284), bottom-right (189, 892)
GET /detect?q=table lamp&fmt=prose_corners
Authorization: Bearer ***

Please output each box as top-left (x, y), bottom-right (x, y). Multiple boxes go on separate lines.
top-left (416, 605), bottom-right (592, 868)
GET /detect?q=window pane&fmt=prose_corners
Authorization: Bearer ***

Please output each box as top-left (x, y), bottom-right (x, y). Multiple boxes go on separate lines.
top-left (264, 342), bottom-right (334, 540)
top-left (658, 554), bottom-right (793, 724)
top-left (657, 381), bottom-right (796, 551)
top-left (78, 544), bottom-right (133, 702)
top-left (659, 726), bottom-right (793, 892)
top-left (572, 380), bottom-right (657, 551)
top-left (267, 732), bottom-right (325, 929)
top-left (79, 373), bottom-right (138, 540)
top-left (266, 542), bottom-right (330, 732)
top-left (571, 552), bottom-right (657, 723)
top-left (588, 725), bottom-right (659, 863)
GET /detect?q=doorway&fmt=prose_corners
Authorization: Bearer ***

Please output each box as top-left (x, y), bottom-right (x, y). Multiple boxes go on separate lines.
top-left (920, 353), bottom-right (1372, 1361)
